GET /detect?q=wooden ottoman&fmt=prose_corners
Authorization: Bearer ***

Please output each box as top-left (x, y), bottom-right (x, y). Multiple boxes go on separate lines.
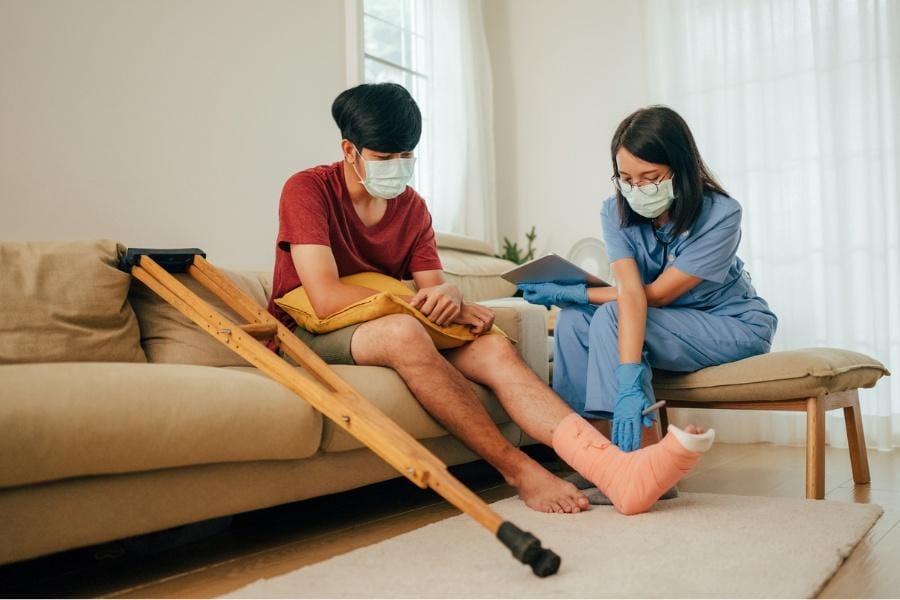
top-left (652, 348), bottom-right (890, 499)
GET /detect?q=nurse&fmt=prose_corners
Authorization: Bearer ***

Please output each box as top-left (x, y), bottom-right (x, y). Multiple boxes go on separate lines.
top-left (520, 106), bottom-right (777, 453)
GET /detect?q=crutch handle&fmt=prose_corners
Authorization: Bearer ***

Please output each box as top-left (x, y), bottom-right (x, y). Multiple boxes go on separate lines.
top-left (497, 521), bottom-right (561, 577)
top-left (119, 248), bottom-right (206, 273)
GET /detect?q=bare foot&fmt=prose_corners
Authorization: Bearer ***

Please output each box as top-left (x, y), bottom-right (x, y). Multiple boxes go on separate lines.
top-left (683, 424), bottom-right (706, 434)
top-left (510, 460), bottom-right (590, 514)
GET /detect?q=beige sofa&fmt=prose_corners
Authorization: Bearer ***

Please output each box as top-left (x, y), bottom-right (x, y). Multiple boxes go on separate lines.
top-left (0, 234), bottom-right (547, 566)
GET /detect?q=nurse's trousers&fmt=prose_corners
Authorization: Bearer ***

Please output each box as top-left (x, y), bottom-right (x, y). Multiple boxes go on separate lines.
top-left (552, 303), bottom-right (771, 418)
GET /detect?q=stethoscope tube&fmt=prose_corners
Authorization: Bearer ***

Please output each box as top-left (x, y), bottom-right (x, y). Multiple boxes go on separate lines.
top-left (653, 226), bottom-right (675, 280)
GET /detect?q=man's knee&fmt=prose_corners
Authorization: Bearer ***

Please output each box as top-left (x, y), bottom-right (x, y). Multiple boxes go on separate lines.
top-left (353, 314), bottom-right (437, 366)
top-left (467, 332), bottom-right (519, 361)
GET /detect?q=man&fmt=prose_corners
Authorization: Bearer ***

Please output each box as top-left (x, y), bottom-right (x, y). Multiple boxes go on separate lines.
top-left (268, 82), bottom-right (714, 515)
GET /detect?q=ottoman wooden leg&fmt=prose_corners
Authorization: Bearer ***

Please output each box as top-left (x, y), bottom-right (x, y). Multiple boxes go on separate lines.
top-left (806, 396), bottom-right (825, 499)
top-left (843, 392), bottom-right (871, 485)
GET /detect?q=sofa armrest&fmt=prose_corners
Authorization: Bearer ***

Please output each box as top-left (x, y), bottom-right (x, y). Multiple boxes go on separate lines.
top-left (481, 298), bottom-right (549, 383)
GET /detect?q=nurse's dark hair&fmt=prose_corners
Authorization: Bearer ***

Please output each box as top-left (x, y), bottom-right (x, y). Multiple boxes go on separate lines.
top-left (331, 83), bottom-right (422, 153)
top-left (611, 106), bottom-right (728, 236)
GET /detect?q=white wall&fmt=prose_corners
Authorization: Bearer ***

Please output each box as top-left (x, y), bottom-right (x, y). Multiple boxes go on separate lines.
top-left (0, 0), bottom-right (348, 271)
top-left (483, 0), bottom-right (651, 259)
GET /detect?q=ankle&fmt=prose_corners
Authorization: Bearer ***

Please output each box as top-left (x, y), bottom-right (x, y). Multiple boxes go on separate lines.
top-left (495, 448), bottom-right (540, 488)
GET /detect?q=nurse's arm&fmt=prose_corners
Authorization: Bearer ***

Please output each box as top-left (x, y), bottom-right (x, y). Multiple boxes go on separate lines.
top-left (585, 266), bottom-right (701, 308)
top-left (290, 244), bottom-right (382, 318)
top-left (643, 267), bottom-right (702, 307)
top-left (610, 258), bottom-right (646, 364)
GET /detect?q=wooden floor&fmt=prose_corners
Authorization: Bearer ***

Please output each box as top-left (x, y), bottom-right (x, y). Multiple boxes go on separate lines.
top-left (2, 442), bottom-right (899, 598)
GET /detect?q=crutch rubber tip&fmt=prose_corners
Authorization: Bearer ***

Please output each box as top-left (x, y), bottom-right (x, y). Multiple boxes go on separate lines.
top-left (532, 548), bottom-right (561, 577)
top-left (496, 521), bottom-right (561, 577)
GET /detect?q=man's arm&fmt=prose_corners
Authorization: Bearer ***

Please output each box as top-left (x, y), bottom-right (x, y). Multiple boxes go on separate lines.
top-left (290, 244), bottom-right (380, 318)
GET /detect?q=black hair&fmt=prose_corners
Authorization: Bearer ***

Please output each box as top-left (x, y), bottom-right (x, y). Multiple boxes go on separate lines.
top-left (610, 105), bottom-right (728, 236)
top-left (331, 83), bottom-right (422, 153)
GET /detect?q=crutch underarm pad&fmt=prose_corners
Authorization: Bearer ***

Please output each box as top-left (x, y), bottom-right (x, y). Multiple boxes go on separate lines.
top-left (497, 521), bottom-right (561, 577)
top-left (119, 248), bottom-right (206, 273)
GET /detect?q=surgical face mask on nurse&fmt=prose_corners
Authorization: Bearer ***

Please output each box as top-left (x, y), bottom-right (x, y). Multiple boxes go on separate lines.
top-left (616, 175), bottom-right (676, 219)
top-left (351, 147), bottom-right (416, 200)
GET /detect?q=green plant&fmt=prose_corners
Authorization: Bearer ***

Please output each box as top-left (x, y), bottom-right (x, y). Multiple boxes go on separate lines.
top-left (496, 225), bottom-right (537, 265)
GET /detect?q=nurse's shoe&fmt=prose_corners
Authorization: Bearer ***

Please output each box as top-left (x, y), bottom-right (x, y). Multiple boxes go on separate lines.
top-left (552, 413), bottom-right (713, 516)
top-left (563, 472), bottom-right (679, 505)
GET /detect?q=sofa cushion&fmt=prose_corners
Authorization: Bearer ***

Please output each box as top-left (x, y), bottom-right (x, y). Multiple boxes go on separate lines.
top-left (0, 240), bottom-right (146, 364)
top-left (438, 249), bottom-right (518, 301)
top-left (129, 268), bottom-right (270, 366)
top-left (228, 365), bottom-right (512, 453)
top-left (0, 363), bottom-right (322, 488)
top-left (436, 232), bottom-right (495, 256)
top-left (652, 347), bottom-right (890, 402)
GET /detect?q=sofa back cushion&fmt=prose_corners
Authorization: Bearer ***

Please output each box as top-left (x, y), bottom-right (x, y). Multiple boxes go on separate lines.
top-left (129, 268), bottom-right (271, 366)
top-left (435, 232), bottom-right (517, 301)
top-left (0, 240), bottom-right (146, 364)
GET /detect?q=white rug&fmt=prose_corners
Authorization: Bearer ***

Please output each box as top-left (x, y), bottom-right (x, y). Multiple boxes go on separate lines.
top-left (225, 492), bottom-right (882, 598)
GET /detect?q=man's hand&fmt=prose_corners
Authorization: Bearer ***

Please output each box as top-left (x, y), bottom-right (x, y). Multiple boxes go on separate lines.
top-left (409, 282), bottom-right (464, 326)
top-left (452, 303), bottom-right (496, 335)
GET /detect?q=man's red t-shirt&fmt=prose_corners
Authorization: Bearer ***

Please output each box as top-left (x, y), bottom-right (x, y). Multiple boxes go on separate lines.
top-left (267, 161), bottom-right (443, 329)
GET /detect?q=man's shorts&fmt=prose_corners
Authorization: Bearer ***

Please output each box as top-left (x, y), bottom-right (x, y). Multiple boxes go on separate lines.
top-left (280, 323), bottom-right (361, 365)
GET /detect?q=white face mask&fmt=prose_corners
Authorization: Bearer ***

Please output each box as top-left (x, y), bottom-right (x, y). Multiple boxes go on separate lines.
top-left (620, 176), bottom-right (676, 218)
top-left (351, 148), bottom-right (416, 199)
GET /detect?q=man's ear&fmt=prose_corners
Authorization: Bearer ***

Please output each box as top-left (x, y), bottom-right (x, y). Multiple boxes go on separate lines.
top-left (341, 139), bottom-right (358, 163)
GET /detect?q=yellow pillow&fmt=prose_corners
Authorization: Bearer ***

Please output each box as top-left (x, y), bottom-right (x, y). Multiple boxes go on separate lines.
top-left (274, 272), bottom-right (507, 350)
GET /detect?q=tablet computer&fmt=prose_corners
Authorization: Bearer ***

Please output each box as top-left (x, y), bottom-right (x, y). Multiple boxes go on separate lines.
top-left (500, 253), bottom-right (610, 287)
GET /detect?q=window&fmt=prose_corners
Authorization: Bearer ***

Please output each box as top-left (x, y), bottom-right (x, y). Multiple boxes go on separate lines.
top-left (361, 0), bottom-right (432, 199)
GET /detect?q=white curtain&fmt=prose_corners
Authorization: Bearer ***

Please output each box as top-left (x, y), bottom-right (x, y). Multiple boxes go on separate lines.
top-left (427, 0), bottom-right (498, 246)
top-left (644, 0), bottom-right (900, 449)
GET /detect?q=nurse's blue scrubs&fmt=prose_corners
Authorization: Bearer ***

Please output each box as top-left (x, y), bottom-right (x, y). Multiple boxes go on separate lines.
top-left (553, 192), bottom-right (778, 418)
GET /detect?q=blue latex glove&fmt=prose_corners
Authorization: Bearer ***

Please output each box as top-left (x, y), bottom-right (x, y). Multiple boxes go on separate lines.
top-left (611, 362), bottom-right (656, 452)
top-left (517, 282), bottom-right (588, 307)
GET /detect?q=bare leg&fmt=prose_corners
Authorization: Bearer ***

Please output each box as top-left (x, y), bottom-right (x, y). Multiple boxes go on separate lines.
top-left (351, 316), bottom-right (588, 513)
top-left (443, 334), bottom-right (578, 446)
top-left (444, 335), bottom-right (671, 450)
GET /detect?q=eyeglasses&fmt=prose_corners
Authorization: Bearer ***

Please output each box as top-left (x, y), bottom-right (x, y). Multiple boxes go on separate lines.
top-left (611, 173), bottom-right (672, 196)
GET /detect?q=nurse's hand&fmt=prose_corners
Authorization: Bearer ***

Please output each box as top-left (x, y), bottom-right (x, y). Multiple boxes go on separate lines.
top-left (611, 363), bottom-right (656, 452)
top-left (517, 282), bottom-right (588, 307)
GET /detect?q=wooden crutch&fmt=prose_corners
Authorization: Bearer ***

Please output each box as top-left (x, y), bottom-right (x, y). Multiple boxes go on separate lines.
top-left (120, 248), bottom-right (561, 577)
